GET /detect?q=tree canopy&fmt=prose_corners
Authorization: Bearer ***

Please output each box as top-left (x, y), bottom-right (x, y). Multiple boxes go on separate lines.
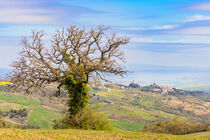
top-left (10, 25), bottom-right (129, 116)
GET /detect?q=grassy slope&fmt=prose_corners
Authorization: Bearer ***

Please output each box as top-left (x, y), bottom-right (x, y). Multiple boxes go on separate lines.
top-left (90, 89), bottom-right (183, 129)
top-left (112, 120), bottom-right (145, 131)
top-left (0, 90), bottom-right (145, 130)
top-left (187, 131), bottom-right (210, 138)
top-left (0, 85), bottom-right (208, 131)
top-left (0, 92), bottom-right (62, 129)
top-left (89, 87), bottom-right (210, 131)
top-left (27, 107), bottom-right (62, 129)
top-left (0, 92), bottom-right (40, 106)
top-left (0, 129), bottom-right (209, 140)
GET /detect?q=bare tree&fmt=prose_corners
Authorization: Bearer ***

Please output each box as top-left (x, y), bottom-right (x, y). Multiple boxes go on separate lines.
top-left (10, 25), bottom-right (129, 116)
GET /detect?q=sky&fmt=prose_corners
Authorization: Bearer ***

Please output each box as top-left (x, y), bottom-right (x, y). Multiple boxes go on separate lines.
top-left (1, 0), bottom-right (210, 86)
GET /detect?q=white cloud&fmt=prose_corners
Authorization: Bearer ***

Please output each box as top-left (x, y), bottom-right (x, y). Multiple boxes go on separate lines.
top-left (124, 48), bottom-right (210, 67)
top-left (188, 2), bottom-right (210, 10)
top-left (153, 25), bottom-right (178, 30)
top-left (171, 26), bottom-right (210, 35)
top-left (122, 25), bottom-right (178, 31)
top-left (130, 36), bottom-right (154, 43)
top-left (123, 27), bottom-right (145, 31)
top-left (0, 8), bottom-right (54, 24)
top-left (0, 0), bottom-right (56, 24)
top-left (174, 35), bottom-right (210, 44)
top-left (130, 34), bottom-right (210, 44)
top-left (185, 14), bottom-right (210, 22)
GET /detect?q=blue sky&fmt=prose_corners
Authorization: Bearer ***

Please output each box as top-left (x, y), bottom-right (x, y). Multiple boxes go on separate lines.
top-left (1, 0), bottom-right (210, 86)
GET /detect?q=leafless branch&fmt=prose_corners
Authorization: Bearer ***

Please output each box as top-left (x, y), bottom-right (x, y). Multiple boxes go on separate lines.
top-left (9, 26), bottom-right (130, 95)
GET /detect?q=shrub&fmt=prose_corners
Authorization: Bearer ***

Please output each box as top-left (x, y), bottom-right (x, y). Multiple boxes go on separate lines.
top-left (53, 109), bottom-right (113, 131)
top-left (143, 118), bottom-right (209, 135)
top-left (21, 125), bottom-right (40, 129)
top-left (0, 116), bottom-right (11, 128)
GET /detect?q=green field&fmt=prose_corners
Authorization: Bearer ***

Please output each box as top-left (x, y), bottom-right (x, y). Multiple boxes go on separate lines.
top-left (0, 92), bottom-right (62, 129)
top-left (0, 101), bottom-right (26, 112)
top-left (0, 129), bottom-right (209, 140)
top-left (27, 107), bottom-right (62, 129)
top-left (112, 120), bottom-right (145, 131)
top-left (0, 83), bottom-right (209, 131)
top-left (0, 92), bottom-right (40, 106)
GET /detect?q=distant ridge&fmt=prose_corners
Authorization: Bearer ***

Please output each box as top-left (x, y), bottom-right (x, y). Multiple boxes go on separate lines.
top-left (0, 68), bottom-right (10, 79)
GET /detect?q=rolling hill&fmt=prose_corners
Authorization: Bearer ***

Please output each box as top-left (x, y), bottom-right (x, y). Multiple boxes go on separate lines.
top-left (0, 91), bottom-right (63, 129)
top-left (0, 81), bottom-right (209, 132)
top-left (88, 83), bottom-right (210, 131)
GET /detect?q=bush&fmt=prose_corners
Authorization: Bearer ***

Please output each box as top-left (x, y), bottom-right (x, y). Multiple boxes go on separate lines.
top-left (21, 124), bottom-right (40, 129)
top-left (0, 116), bottom-right (11, 128)
top-left (143, 118), bottom-right (209, 135)
top-left (53, 109), bottom-right (113, 130)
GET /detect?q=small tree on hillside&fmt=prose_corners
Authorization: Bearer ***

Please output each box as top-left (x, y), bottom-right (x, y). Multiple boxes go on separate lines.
top-left (10, 26), bottom-right (129, 117)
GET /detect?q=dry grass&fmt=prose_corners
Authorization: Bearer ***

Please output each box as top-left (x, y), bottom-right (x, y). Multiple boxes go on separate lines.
top-left (0, 128), bottom-right (209, 140)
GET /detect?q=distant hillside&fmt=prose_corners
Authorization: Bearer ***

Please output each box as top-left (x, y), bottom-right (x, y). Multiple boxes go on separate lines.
top-left (139, 83), bottom-right (210, 102)
top-left (0, 82), bottom-right (209, 131)
top-left (89, 83), bottom-right (210, 131)
top-left (177, 83), bottom-right (210, 94)
top-left (0, 68), bottom-right (10, 79)
top-left (0, 91), bottom-right (63, 129)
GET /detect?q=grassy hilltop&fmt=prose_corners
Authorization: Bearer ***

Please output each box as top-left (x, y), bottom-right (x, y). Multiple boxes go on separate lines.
top-left (0, 128), bottom-right (209, 140)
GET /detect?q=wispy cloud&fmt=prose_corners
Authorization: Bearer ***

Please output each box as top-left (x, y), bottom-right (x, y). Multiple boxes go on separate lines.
top-left (0, 0), bottom-right (55, 24)
top-left (1, 0), bottom-right (210, 85)
top-left (124, 46), bottom-right (210, 67)
top-left (171, 26), bottom-right (210, 35)
top-left (153, 25), bottom-right (179, 30)
top-left (174, 35), bottom-right (210, 44)
top-left (0, 8), bottom-right (54, 24)
top-left (130, 35), bottom-right (210, 44)
top-left (124, 15), bottom-right (210, 37)
top-left (130, 36), bottom-right (154, 43)
top-left (185, 14), bottom-right (210, 22)
top-left (186, 2), bottom-right (210, 10)
top-left (0, 0), bottom-right (40, 7)
top-left (0, 0), bottom-right (105, 24)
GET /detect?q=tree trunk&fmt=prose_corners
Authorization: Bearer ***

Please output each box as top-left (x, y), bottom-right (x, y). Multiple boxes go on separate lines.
top-left (65, 76), bottom-right (89, 117)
